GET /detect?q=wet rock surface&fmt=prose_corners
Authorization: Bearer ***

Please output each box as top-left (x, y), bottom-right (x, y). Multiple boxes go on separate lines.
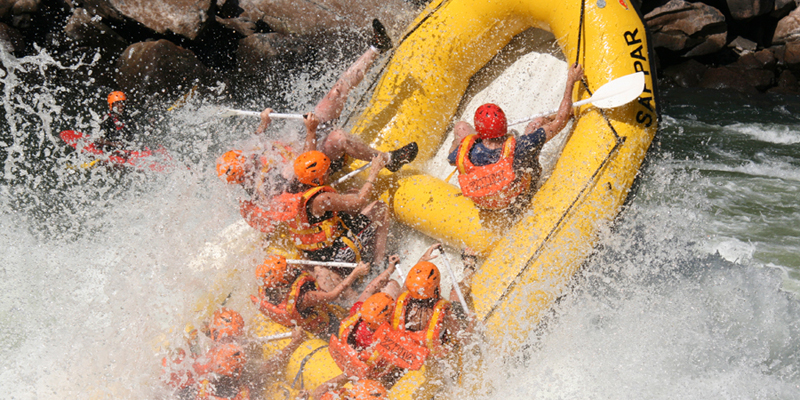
top-left (643, 0), bottom-right (800, 94)
top-left (5, 0), bottom-right (800, 102)
top-left (1, 0), bottom-right (415, 105)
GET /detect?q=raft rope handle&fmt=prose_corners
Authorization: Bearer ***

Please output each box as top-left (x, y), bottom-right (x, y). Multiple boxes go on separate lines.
top-left (291, 344), bottom-right (330, 390)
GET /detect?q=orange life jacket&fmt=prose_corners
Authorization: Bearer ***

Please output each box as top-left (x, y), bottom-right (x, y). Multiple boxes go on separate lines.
top-left (455, 135), bottom-right (532, 210)
top-left (253, 272), bottom-right (337, 335)
top-left (382, 291), bottom-right (451, 365)
top-left (328, 313), bottom-right (393, 379)
top-left (285, 186), bottom-right (346, 252)
top-left (319, 388), bottom-right (345, 400)
top-left (238, 189), bottom-right (300, 234)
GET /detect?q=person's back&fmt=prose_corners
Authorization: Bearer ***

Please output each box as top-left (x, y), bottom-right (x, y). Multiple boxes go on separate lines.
top-left (449, 104), bottom-right (544, 210)
top-left (448, 64), bottom-right (585, 211)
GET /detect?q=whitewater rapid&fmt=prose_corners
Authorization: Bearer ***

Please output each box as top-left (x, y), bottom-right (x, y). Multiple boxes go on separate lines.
top-left (2, 31), bottom-right (800, 400)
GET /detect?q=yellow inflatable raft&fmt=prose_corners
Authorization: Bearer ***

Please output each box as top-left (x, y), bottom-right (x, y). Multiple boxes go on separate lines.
top-left (184, 0), bottom-right (658, 398)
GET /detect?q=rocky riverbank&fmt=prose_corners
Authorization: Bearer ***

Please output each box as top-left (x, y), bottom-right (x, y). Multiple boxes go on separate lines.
top-left (643, 0), bottom-right (800, 94)
top-left (2, 0), bottom-right (800, 107)
top-left (0, 0), bottom-right (419, 107)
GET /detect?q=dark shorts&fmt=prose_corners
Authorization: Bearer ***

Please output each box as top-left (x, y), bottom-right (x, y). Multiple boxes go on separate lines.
top-left (301, 119), bottom-right (346, 173)
top-left (302, 213), bottom-right (378, 267)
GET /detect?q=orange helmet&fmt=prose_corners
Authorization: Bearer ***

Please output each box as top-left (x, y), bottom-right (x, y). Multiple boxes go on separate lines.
top-left (208, 342), bottom-right (246, 377)
top-left (294, 151), bottom-right (330, 186)
top-left (217, 150), bottom-right (247, 184)
top-left (209, 308), bottom-right (244, 341)
top-left (360, 292), bottom-right (395, 330)
top-left (346, 380), bottom-right (388, 400)
top-left (256, 254), bottom-right (290, 288)
top-left (405, 261), bottom-right (440, 300)
top-left (108, 91), bottom-right (126, 110)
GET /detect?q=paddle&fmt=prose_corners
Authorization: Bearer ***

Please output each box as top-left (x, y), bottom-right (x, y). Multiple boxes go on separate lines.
top-left (250, 332), bottom-right (294, 342)
top-left (217, 108), bottom-right (305, 120)
top-left (285, 259), bottom-right (357, 269)
top-left (438, 249), bottom-right (470, 314)
top-left (507, 71), bottom-right (645, 126)
top-left (332, 162), bottom-right (371, 186)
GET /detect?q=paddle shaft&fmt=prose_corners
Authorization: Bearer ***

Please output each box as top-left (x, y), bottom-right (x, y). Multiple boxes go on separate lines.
top-left (286, 259), bottom-right (357, 268)
top-left (224, 109), bottom-right (305, 120)
top-left (508, 98), bottom-right (590, 126)
top-left (332, 162), bottom-right (371, 186)
top-left (439, 249), bottom-right (469, 313)
top-left (252, 332), bottom-right (293, 342)
top-left (508, 72), bottom-right (645, 126)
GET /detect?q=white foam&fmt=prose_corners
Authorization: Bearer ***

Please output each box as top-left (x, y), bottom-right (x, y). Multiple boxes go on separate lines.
top-left (725, 122), bottom-right (800, 145)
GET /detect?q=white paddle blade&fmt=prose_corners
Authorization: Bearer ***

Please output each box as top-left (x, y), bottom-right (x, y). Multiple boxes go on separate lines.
top-left (587, 71), bottom-right (645, 109)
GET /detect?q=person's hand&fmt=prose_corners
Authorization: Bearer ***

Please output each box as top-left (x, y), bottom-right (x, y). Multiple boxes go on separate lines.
top-left (257, 108), bottom-right (273, 134)
top-left (353, 261), bottom-right (371, 278)
top-left (567, 64), bottom-right (584, 84)
top-left (304, 112), bottom-right (319, 132)
top-left (369, 152), bottom-right (388, 176)
top-left (260, 108), bottom-right (273, 125)
top-left (420, 243), bottom-right (442, 262)
top-left (386, 254), bottom-right (400, 273)
top-left (290, 326), bottom-right (305, 344)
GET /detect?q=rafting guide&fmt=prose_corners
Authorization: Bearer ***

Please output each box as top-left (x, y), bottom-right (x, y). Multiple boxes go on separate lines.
top-left (448, 63), bottom-right (584, 212)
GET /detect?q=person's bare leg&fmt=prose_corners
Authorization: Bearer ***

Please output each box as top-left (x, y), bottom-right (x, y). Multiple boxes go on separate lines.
top-left (312, 266), bottom-right (341, 292)
top-left (320, 129), bottom-right (385, 162)
top-left (360, 201), bottom-right (390, 266)
top-left (312, 266), bottom-right (358, 303)
top-left (314, 48), bottom-right (379, 124)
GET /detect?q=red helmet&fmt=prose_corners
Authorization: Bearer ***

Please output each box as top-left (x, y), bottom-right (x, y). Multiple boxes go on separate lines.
top-left (474, 103), bottom-right (507, 139)
top-left (209, 308), bottom-right (244, 341)
top-left (108, 91), bottom-right (126, 110)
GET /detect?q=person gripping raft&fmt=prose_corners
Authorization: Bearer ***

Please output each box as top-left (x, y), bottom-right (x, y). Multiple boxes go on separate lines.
top-left (280, 150), bottom-right (391, 270)
top-left (326, 255), bottom-right (402, 381)
top-left (161, 308), bottom-right (306, 400)
top-left (447, 63), bottom-right (584, 211)
top-left (216, 19), bottom-right (417, 234)
top-left (356, 244), bottom-right (476, 381)
top-left (249, 254), bottom-right (370, 338)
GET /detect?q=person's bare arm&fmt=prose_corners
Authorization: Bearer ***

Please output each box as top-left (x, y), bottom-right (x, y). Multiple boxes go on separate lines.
top-left (261, 326), bottom-right (306, 376)
top-left (418, 243), bottom-right (442, 264)
top-left (255, 108), bottom-right (273, 135)
top-left (312, 374), bottom-right (349, 400)
top-left (302, 112), bottom-right (320, 152)
top-left (300, 262), bottom-right (370, 308)
top-left (356, 255), bottom-right (399, 303)
top-left (311, 152), bottom-right (387, 215)
top-left (540, 64), bottom-right (584, 143)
